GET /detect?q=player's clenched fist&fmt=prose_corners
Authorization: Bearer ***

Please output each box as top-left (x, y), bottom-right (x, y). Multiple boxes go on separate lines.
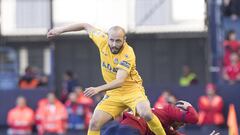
top-left (84, 87), bottom-right (100, 97)
top-left (47, 28), bottom-right (62, 39)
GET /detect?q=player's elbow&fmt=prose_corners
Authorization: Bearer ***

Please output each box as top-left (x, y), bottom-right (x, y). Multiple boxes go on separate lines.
top-left (82, 23), bottom-right (93, 31)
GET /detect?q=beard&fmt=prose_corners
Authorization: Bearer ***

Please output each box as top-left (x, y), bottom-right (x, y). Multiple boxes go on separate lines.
top-left (109, 45), bottom-right (123, 54)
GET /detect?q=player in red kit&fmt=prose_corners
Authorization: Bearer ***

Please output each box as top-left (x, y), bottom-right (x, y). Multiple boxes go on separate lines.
top-left (120, 100), bottom-right (198, 135)
top-left (102, 100), bottom-right (198, 135)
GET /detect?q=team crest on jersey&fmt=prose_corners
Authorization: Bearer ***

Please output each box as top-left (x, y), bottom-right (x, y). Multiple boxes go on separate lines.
top-left (120, 60), bottom-right (130, 69)
top-left (113, 58), bottom-right (119, 64)
top-left (125, 54), bottom-right (129, 58)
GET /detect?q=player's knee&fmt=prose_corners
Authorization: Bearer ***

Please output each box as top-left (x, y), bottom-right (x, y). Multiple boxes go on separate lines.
top-left (138, 111), bottom-right (152, 121)
top-left (89, 118), bottom-right (102, 130)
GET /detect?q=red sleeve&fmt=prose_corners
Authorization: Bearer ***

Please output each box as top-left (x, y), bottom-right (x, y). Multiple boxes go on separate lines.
top-left (168, 105), bottom-right (198, 124)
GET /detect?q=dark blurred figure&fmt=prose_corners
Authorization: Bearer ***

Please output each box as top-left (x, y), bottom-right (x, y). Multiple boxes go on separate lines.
top-left (19, 66), bottom-right (39, 89)
top-left (222, 0), bottom-right (240, 21)
top-left (65, 92), bottom-right (92, 133)
top-left (198, 83), bottom-right (224, 134)
top-left (223, 53), bottom-right (240, 84)
top-left (179, 65), bottom-right (198, 87)
top-left (7, 96), bottom-right (34, 135)
top-left (61, 70), bottom-right (79, 102)
top-left (74, 86), bottom-right (93, 127)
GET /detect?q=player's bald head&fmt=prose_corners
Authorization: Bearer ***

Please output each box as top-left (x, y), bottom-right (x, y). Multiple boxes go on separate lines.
top-left (107, 26), bottom-right (126, 54)
top-left (108, 26), bottom-right (126, 38)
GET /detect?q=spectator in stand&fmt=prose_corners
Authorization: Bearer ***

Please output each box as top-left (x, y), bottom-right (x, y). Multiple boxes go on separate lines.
top-left (198, 83), bottom-right (224, 134)
top-left (61, 71), bottom-right (79, 102)
top-left (222, 0), bottom-right (240, 21)
top-left (74, 86), bottom-right (93, 126)
top-left (179, 65), bottom-right (198, 87)
top-left (38, 75), bottom-right (49, 87)
top-left (7, 96), bottom-right (34, 135)
top-left (223, 30), bottom-right (240, 65)
top-left (36, 93), bottom-right (68, 135)
top-left (74, 86), bottom-right (94, 107)
top-left (19, 66), bottom-right (40, 89)
top-left (65, 92), bottom-right (89, 132)
top-left (223, 53), bottom-right (240, 84)
top-left (154, 90), bottom-right (172, 108)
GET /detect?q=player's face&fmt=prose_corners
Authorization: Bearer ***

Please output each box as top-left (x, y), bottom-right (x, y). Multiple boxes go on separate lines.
top-left (108, 32), bottom-right (125, 54)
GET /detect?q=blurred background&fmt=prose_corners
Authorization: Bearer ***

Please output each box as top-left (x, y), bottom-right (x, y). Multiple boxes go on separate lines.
top-left (0, 0), bottom-right (239, 134)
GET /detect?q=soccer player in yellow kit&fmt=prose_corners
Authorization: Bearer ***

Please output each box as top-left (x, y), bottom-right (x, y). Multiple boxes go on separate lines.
top-left (47, 23), bottom-right (166, 135)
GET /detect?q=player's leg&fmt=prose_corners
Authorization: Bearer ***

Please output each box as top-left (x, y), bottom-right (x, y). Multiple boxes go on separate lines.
top-left (88, 95), bottom-right (126, 135)
top-left (136, 101), bottom-right (166, 135)
top-left (87, 110), bottom-right (112, 135)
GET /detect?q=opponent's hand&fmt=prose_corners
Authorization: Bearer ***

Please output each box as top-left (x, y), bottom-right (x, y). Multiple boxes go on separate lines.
top-left (84, 87), bottom-right (100, 97)
top-left (47, 28), bottom-right (62, 39)
top-left (210, 130), bottom-right (220, 135)
top-left (175, 100), bottom-right (192, 110)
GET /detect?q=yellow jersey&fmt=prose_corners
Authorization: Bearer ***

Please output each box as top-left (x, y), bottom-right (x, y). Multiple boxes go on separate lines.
top-left (89, 29), bottom-right (144, 95)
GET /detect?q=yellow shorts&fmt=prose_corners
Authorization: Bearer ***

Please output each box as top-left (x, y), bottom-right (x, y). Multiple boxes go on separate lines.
top-left (95, 90), bottom-right (149, 118)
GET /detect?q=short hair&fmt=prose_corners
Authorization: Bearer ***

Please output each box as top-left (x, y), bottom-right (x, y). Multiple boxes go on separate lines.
top-left (108, 26), bottom-right (126, 37)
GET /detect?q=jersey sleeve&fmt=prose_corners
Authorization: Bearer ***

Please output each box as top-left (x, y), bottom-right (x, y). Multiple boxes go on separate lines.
top-left (116, 51), bottom-right (135, 73)
top-left (89, 29), bottom-right (108, 49)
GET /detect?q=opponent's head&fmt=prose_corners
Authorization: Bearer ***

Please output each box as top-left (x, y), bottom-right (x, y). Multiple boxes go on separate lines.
top-left (171, 100), bottom-right (191, 129)
top-left (108, 26), bottom-right (126, 54)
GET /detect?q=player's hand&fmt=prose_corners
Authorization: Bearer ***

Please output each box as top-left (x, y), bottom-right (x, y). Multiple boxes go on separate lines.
top-left (175, 100), bottom-right (192, 110)
top-left (84, 87), bottom-right (100, 97)
top-left (210, 130), bottom-right (220, 135)
top-left (47, 28), bottom-right (62, 39)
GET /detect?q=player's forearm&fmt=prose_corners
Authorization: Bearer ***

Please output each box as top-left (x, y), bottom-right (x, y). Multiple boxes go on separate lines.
top-left (97, 79), bottom-right (125, 92)
top-left (58, 23), bottom-right (90, 34)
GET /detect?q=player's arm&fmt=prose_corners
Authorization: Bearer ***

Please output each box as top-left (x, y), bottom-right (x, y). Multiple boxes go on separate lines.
top-left (84, 69), bottom-right (128, 97)
top-left (47, 23), bottom-right (96, 38)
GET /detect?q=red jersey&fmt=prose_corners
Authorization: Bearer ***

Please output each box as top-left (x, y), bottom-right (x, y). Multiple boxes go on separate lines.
top-left (198, 95), bottom-right (224, 125)
top-left (223, 40), bottom-right (240, 65)
top-left (224, 63), bottom-right (240, 80)
top-left (7, 106), bottom-right (34, 134)
top-left (120, 104), bottom-right (198, 135)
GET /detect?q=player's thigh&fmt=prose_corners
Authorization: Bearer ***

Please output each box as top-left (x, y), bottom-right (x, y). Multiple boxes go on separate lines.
top-left (96, 95), bottom-right (127, 118)
top-left (90, 109), bottom-right (113, 128)
top-left (136, 100), bottom-right (152, 113)
top-left (124, 91), bottom-right (150, 115)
